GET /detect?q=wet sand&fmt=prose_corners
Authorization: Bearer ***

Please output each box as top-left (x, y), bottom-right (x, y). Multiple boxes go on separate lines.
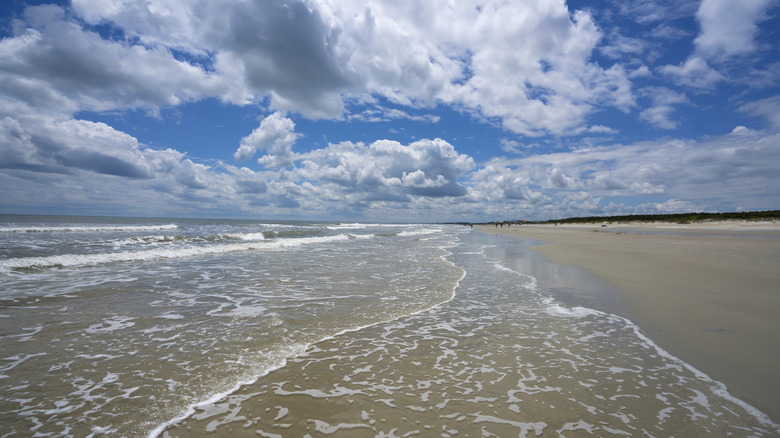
top-left (161, 228), bottom-right (778, 437)
top-left (479, 221), bottom-right (780, 423)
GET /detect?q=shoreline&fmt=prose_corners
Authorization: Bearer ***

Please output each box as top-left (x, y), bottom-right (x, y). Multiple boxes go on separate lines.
top-left (478, 221), bottom-right (780, 424)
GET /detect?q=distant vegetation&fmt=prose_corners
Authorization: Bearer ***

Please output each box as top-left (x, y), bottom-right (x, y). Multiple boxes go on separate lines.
top-left (540, 210), bottom-right (780, 225)
top-left (445, 210), bottom-right (780, 226)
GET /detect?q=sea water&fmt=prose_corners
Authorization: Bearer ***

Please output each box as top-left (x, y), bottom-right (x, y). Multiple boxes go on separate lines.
top-left (0, 216), bottom-right (777, 437)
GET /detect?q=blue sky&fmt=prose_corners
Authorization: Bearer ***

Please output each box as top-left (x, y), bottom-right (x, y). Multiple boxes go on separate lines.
top-left (1, 0), bottom-right (779, 222)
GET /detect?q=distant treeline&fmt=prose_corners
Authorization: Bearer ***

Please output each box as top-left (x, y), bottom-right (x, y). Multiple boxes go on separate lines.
top-left (540, 210), bottom-right (780, 225)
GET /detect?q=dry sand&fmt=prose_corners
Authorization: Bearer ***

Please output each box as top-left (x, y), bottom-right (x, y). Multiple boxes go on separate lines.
top-left (479, 221), bottom-right (780, 423)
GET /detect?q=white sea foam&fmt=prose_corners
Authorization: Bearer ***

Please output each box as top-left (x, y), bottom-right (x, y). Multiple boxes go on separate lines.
top-left (107, 235), bottom-right (180, 247)
top-left (148, 236), bottom-right (465, 437)
top-left (265, 234), bottom-right (350, 248)
top-left (105, 231), bottom-right (265, 249)
top-left (0, 224), bottom-right (178, 233)
top-left (472, 415), bottom-right (546, 436)
top-left (487, 228), bottom-right (780, 433)
top-left (540, 297), bottom-right (780, 432)
top-left (398, 229), bottom-right (441, 237)
top-left (147, 343), bottom-right (311, 438)
top-left (86, 316), bottom-right (135, 334)
top-left (541, 298), bottom-right (603, 318)
top-left (0, 234), bottom-right (351, 274)
top-left (348, 233), bottom-right (375, 239)
top-left (327, 223), bottom-right (420, 230)
top-left (13, 222), bottom-right (775, 437)
top-left (0, 353), bottom-right (48, 375)
top-left (223, 232), bottom-right (266, 241)
top-left (326, 223), bottom-right (369, 230)
top-left (612, 311), bottom-right (780, 430)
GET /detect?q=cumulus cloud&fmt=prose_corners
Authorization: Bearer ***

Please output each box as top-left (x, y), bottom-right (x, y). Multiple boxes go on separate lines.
top-left (2, 0), bottom-right (779, 221)
top-left (42, 0), bottom-right (636, 135)
top-left (297, 138), bottom-right (474, 200)
top-left (0, 110), bottom-right (241, 216)
top-left (638, 87), bottom-right (690, 129)
top-left (0, 114), bottom-right (148, 178)
top-left (1, 106), bottom-right (480, 217)
top-left (467, 165), bottom-right (538, 203)
top-left (695, 0), bottom-right (774, 59)
top-left (469, 130), bottom-right (780, 216)
top-left (234, 112), bottom-right (301, 167)
top-left (436, 5), bottom-right (633, 136)
top-left (499, 139), bottom-right (524, 154)
top-left (0, 5), bottom-right (226, 116)
top-left (2, 101), bottom-right (779, 220)
top-left (0, 114), bottom-right (226, 190)
top-left (1, 0), bottom-right (773, 145)
top-left (659, 57), bottom-right (725, 90)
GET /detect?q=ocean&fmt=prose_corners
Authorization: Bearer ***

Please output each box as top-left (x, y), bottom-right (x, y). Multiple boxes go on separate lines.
top-left (0, 215), bottom-right (777, 437)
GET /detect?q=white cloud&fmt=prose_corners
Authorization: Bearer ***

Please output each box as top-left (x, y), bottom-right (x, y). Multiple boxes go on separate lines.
top-left (613, 0), bottom-right (698, 51)
top-left (297, 138), bottom-right (474, 199)
top-left (471, 130), bottom-right (780, 215)
top-left (659, 57), bottom-right (725, 89)
top-left (467, 165), bottom-right (544, 203)
top-left (2, 99), bottom-right (779, 220)
top-left (599, 31), bottom-right (649, 60)
top-left (0, 5), bottom-right (227, 116)
top-left (615, 0), bottom-right (698, 25)
top-left (58, 0), bottom-right (635, 135)
top-left (0, 107), bottom-right (246, 216)
top-left (695, 0), bottom-right (774, 59)
top-left (0, 114), bottom-right (150, 178)
top-left (3, 0), bottom-right (774, 146)
top-left (587, 125), bottom-right (618, 134)
top-left (547, 167), bottom-right (579, 189)
top-left (638, 87), bottom-right (690, 129)
top-left (347, 107), bottom-right (441, 123)
top-left (234, 112), bottom-right (301, 167)
top-left (628, 65), bottom-right (652, 79)
top-left (499, 139), bottom-right (523, 154)
top-left (438, 5), bottom-right (633, 136)
top-left (739, 95), bottom-right (780, 131)
top-left (2, 0), bottom-right (779, 221)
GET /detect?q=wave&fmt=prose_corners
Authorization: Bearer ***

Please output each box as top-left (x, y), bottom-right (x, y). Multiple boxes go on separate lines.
top-left (347, 233), bottom-right (375, 239)
top-left (540, 296), bottom-right (779, 430)
top-left (326, 223), bottom-right (369, 230)
top-left (103, 232), bottom-right (266, 249)
top-left (147, 341), bottom-right (310, 438)
top-left (397, 229), bottom-right (442, 237)
top-left (220, 232), bottom-right (266, 241)
top-left (327, 223), bottom-right (420, 230)
top-left (0, 224), bottom-right (179, 233)
top-left (0, 234), bottom-right (353, 274)
top-left (148, 234), bottom-right (462, 438)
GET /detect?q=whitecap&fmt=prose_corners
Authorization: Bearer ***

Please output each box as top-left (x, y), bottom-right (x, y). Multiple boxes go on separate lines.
top-left (0, 224), bottom-right (178, 233)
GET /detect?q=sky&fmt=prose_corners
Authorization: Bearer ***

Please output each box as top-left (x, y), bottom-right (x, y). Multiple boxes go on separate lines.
top-left (1, 0), bottom-right (779, 222)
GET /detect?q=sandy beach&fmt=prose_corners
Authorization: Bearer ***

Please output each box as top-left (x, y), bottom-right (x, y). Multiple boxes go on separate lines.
top-left (479, 221), bottom-right (780, 423)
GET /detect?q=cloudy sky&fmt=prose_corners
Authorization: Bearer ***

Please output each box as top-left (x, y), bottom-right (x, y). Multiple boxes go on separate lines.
top-left (1, 0), bottom-right (779, 222)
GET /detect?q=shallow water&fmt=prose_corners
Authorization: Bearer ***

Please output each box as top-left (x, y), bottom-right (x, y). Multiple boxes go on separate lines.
top-left (1, 217), bottom-right (777, 437)
top-left (1, 217), bottom-right (458, 436)
top-left (163, 231), bottom-right (778, 437)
